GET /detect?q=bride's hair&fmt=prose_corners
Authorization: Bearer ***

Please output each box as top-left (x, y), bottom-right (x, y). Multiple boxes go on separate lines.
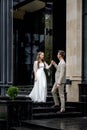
top-left (36, 51), bottom-right (46, 68)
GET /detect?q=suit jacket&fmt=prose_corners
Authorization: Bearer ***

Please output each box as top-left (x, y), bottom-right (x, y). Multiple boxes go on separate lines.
top-left (54, 59), bottom-right (66, 84)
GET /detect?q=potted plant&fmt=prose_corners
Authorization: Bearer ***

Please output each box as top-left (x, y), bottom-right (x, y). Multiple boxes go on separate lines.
top-left (6, 86), bottom-right (32, 129)
top-left (7, 86), bottom-right (19, 100)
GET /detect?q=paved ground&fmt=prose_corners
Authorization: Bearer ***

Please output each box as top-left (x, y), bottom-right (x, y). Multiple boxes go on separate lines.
top-left (26, 117), bottom-right (87, 130)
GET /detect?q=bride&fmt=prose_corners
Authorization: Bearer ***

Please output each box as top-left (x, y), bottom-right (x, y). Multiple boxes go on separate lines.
top-left (28, 51), bottom-right (52, 102)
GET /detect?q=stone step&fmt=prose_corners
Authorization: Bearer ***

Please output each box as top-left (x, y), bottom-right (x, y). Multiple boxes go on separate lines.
top-left (18, 85), bottom-right (52, 90)
top-left (11, 125), bottom-right (59, 130)
top-left (32, 106), bottom-right (78, 114)
top-left (11, 127), bottom-right (34, 130)
top-left (18, 91), bottom-right (66, 99)
top-left (32, 101), bottom-right (54, 107)
top-left (46, 95), bottom-right (54, 102)
top-left (65, 102), bottom-right (81, 111)
top-left (33, 101), bottom-right (81, 110)
top-left (32, 112), bottom-right (82, 119)
top-left (17, 86), bottom-right (54, 96)
top-left (18, 91), bottom-right (30, 95)
top-left (32, 101), bottom-right (82, 119)
top-left (18, 90), bottom-right (54, 95)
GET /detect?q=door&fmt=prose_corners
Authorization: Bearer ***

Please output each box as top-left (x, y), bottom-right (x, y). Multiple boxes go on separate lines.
top-left (13, 9), bottom-right (45, 85)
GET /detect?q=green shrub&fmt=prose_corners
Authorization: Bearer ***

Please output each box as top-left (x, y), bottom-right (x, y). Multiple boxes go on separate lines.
top-left (7, 86), bottom-right (19, 100)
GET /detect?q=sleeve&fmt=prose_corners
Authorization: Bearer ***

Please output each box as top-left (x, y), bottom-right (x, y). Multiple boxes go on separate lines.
top-left (54, 63), bottom-right (58, 69)
top-left (57, 64), bottom-right (65, 84)
top-left (33, 61), bottom-right (38, 72)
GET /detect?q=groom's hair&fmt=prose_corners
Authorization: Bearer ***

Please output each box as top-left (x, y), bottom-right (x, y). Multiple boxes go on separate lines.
top-left (58, 50), bottom-right (65, 58)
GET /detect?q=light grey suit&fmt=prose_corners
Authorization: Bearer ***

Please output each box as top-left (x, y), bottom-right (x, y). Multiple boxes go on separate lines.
top-left (51, 59), bottom-right (66, 110)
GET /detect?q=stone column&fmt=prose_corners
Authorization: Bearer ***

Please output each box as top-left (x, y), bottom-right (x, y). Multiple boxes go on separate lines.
top-left (66, 0), bottom-right (82, 102)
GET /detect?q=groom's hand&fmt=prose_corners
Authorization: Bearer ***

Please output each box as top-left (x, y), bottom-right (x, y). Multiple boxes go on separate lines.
top-left (56, 84), bottom-right (60, 88)
top-left (51, 60), bottom-right (54, 64)
top-left (51, 60), bottom-right (56, 65)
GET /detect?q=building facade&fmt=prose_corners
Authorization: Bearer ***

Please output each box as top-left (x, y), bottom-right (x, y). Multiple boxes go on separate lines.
top-left (0, 0), bottom-right (13, 95)
top-left (0, 0), bottom-right (86, 102)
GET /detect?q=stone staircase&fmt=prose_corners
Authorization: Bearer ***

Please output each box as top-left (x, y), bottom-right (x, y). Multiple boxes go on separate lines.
top-left (1, 83), bottom-right (87, 130)
top-left (10, 84), bottom-right (83, 130)
top-left (32, 102), bottom-right (81, 120)
top-left (34, 85), bottom-right (81, 119)
top-left (17, 85), bottom-right (82, 120)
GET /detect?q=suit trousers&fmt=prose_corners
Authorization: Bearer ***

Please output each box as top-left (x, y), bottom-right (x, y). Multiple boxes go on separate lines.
top-left (51, 83), bottom-right (65, 110)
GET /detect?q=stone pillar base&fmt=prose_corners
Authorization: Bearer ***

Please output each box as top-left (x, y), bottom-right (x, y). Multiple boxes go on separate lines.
top-left (66, 80), bottom-right (81, 102)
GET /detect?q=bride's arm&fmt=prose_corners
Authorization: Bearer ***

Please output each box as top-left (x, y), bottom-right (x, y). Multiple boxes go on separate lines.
top-left (33, 61), bottom-right (38, 80)
top-left (44, 61), bottom-right (52, 69)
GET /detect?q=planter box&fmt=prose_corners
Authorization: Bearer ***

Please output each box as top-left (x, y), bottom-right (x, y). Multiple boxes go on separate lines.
top-left (0, 99), bottom-right (32, 130)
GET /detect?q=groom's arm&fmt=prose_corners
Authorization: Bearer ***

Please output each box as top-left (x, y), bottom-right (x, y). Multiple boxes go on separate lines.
top-left (57, 64), bottom-right (65, 84)
top-left (52, 61), bottom-right (57, 69)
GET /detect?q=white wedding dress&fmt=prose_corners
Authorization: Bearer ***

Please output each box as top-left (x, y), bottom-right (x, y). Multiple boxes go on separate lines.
top-left (28, 61), bottom-right (48, 102)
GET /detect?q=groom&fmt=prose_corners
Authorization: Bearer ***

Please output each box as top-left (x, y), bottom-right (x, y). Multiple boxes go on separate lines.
top-left (51, 50), bottom-right (66, 113)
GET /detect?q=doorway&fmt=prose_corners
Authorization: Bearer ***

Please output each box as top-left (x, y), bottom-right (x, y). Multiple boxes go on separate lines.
top-left (13, 0), bottom-right (66, 85)
top-left (13, 9), bottom-right (45, 85)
